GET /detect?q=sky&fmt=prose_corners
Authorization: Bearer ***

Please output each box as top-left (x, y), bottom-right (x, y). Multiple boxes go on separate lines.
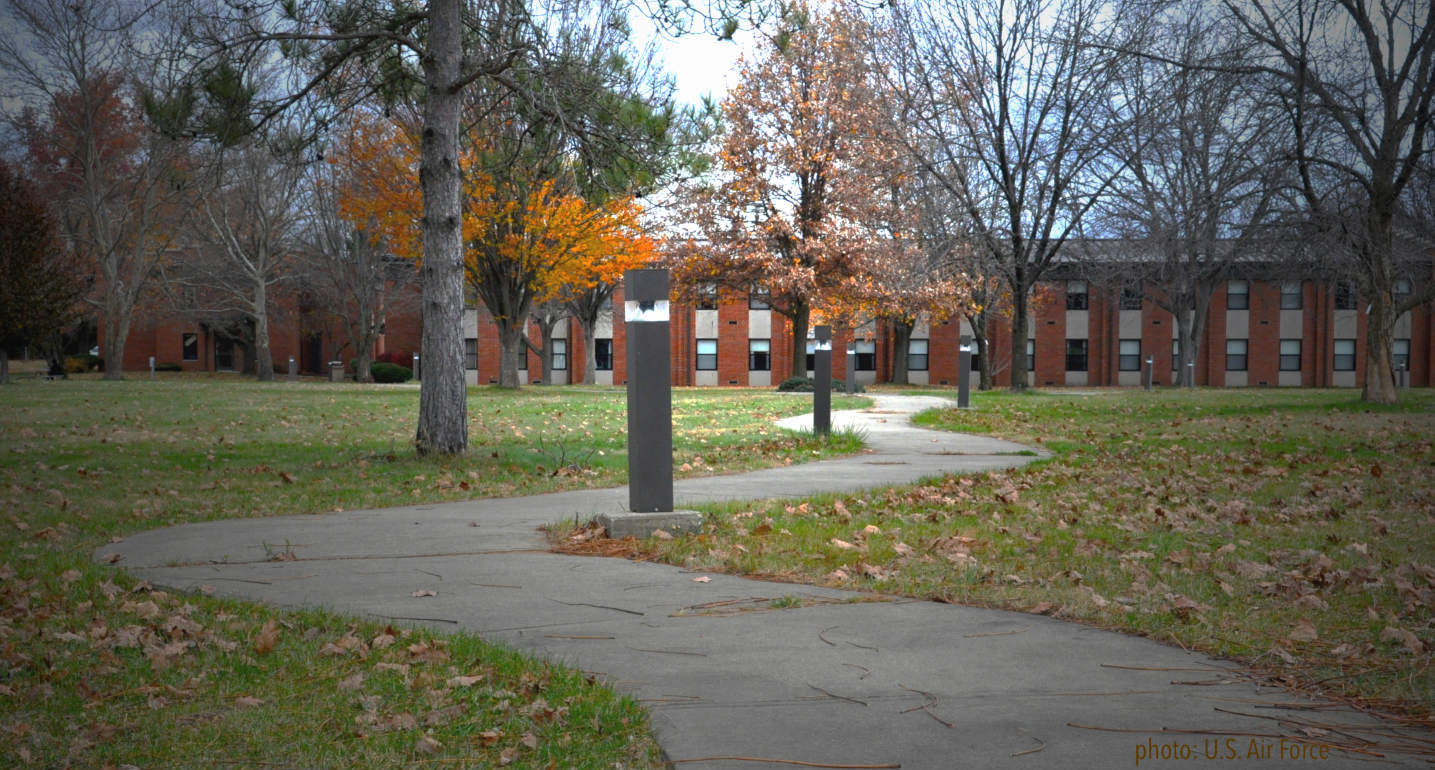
top-left (630, 17), bottom-right (757, 108)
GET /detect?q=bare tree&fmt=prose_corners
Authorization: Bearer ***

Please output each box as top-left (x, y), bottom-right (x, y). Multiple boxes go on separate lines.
top-left (165, 143), bottom-right (304, 381)
top-left (3, 0), bottom-right (191, 381)
top-left (299, 160), bottom-right (420, 384)
top-left (1225, 0), bottom-right (1435, 403)
top-left (1091, 3), bottom-right (1293, 387)
top-left (883, 0), bottom-right (1140, 389)
top-left (565, 283), bottom-right (616, 385)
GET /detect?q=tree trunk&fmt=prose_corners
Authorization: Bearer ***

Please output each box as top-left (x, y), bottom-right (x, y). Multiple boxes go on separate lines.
top-left (578, 316), bottom-right (597, 385)
top-left (1360, 223), bottom-right (1399, 404)
top-left (788, 300), bottom-right (810, 380)
top-left (254, 293), bottom-right (274, 382)
top-left (890, 319), bottom-right (912, 385)
top-left (1008, 271), bottom-right (1029, 392)
top-left (974, 317), bottom-right (992, 391)
top-left (0, 348), bottom-right (9, 384)
top-left (497, 322), bottom-right (524, 389)
top-left (103, 311), bottom-right (130, 381)
top-left (414, 0), bottom-right (468, 455)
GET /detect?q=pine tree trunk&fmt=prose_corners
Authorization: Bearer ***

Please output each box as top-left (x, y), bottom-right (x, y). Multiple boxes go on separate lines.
top-left (414, 0), bottom-right (468, 455)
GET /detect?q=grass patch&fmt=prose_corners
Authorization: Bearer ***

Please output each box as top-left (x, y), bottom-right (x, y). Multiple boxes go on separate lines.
top-left (652, 388), bottom-right (1435, 718)
top-left (0, 379), bottom-right (869, 767)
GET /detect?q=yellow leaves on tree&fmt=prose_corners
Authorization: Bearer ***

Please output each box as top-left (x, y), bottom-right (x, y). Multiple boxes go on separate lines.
top-left (469, 179), bottom-right (654, 305)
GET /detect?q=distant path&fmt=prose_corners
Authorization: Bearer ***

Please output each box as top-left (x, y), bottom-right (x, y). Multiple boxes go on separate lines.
top-left (98, 395), bottom-right (1430, 769)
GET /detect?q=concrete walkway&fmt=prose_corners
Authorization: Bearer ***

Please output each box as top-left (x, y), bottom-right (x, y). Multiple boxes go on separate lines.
top-left (98, 395), bottom-right (1429, 768)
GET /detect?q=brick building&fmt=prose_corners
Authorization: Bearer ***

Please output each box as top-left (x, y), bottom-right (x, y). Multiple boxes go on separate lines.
top-left (106, 264), bottom-right (1431, 390)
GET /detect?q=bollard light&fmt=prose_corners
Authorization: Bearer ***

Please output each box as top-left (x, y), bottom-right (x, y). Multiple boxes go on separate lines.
top-left (412, 353), bottom-right (420, 381)
top-left (957, 336), bottom-right (973, 409)
top-left (148, 356), bottom-right (155, 380)
top-left (813, 325), bottom-right (832, 437)
top-left (1145, 356), bottom-right (1154, 391)
top-left (624, 269), bottom-right (674, 513)
top-left (288, 355), bottom-right (297, 382)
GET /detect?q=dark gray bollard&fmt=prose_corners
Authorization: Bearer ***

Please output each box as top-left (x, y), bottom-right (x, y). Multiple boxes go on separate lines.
top-left (958, 335), bottom-right (972, 409)
top-left (813, 325), bottom-right (832, 437)
top-left (148, 356), bottom-right (155, 380)
top-left (624, 268), bottom-right (674, 513)
top-left (412, 353), bottom-right (420, 381)
top-left (1145, 356), bottom-right (1153, 391)
top-left (288, 356), bottom-right (297, 383)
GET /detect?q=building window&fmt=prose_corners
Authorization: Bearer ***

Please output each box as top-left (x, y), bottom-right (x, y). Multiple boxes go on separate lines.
top-left (1279, 339), bottom-right (1301, 371)
top-left (1394, 279), bottom-right (1412, 303)
top-left (1119, 339), bottom-right (1141, 371)
top-left (1335, 282), bottom-right (1356, 310)
top-left (1333, 339), bottom-right (1356, 371)
top-left (697, 282), bottom-right (717, 310)
top-left (1226, 339), bottom-right (1248, 371)
top-left (464, 338), bottom-right (477, 370)
top-left (696, 339), bottom-right (717, 370)
top-left (1281, 281), bottom-right (1303, 310)
top-left (908, 339), bottom-right (929, 371)
top-left (1172, 339), bottom-right (1181, 372)
top-left (182, 333), bottom-right (198, 361)
top-left (1226, 279), bottom-right (1249, 310)
top-left (1025, 339), bottom-right (1034, 371)
top-left (1120, 286), bottom-right (1143, 311)
top-left (805, 340), bottom-right (815, 372)
top-left (1065, 339), bottom-right (1088, 372)
top-left (1393, 339), bottom-right (1410, 371)
top-left (595, 339), bottom-right (613, 371)
top-left (748, 339), bottom-right (770, 371)
top-left (1066, 280), bottom-right (1088, 310)
top-left (854, 340), bottom-right (876, 371)
top-left (748, 285), bottom-right (770, 310)
top-left (550, 339), bottom-right (567, 371)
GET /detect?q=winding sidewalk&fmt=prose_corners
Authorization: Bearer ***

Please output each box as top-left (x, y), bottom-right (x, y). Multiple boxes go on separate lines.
top-left (98, 395), bottom-right (1428, 768)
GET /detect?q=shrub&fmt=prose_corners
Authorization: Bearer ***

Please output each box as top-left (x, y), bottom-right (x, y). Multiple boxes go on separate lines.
top-left (370, 362), bottom-right (412, 383)
top-left (155, 362), bottom-right (183, 372)
top-left (776, 376), bottom-right (863, 393)
top-left (64, 356), bottom-right (89, 374)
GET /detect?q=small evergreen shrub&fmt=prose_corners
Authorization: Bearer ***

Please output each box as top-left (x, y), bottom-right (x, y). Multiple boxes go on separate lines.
top-left (370, 362), bottom-right (412, 383)
top-left (775, 376), bottom-right (863, 393)
top-left (155, 362), bottom-right (183, 372)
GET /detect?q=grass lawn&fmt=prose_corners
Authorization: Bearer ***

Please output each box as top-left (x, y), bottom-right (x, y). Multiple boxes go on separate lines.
top-left (650, 387), bottom-right (1435, 719)
top-left (0, 377), bottom-right (868, 767)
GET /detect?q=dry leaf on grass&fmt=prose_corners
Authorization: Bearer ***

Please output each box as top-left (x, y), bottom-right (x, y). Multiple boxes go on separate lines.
top-left (1287, 619), bottom-right (1319, 643)
top-left (253, 620), bottom-right (279, 655)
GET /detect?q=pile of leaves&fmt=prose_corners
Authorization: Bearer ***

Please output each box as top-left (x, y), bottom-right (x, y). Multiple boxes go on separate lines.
top-left (651, 389), bottom-right (1435, 720)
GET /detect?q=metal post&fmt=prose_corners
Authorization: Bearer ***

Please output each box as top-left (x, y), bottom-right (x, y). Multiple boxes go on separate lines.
top-left (1145, 356), bottom-right (1153, 391)
top-left (958, 335), bottom-right (972, 409)
top-left (412, 353), bottom-right (420, 381)
top-left (813, 325), bottom-right (832, 437)
top-left (288, 355), bottom-right (297, 383)
top-left (148, 356), bottom-right (155, 380)
top-left (624, 268), bottom-right (673, 513)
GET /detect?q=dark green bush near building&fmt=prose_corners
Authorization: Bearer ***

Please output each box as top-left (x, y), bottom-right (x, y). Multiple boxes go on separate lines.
top-left (776, 376), bottom-right (862, 393)
top-left (369, 362), bottom-right (412, 383)
top-left (156, 362), bottom-right (183, 372)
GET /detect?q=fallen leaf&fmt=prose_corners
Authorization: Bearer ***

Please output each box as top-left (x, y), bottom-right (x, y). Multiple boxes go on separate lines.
top-left (235, 696), bottom-right (264, 708)
top-left (252, 620), bottom-right (281, 655)
top-left (521, 732), bottom-right (538, 749)
top-left (1287, 619), bottom-right (1319, 643)
top-left (692, 576), bottom-right (711, 583)
top-left (279, 471), bottom-right (297, 484)
top-left (411, 589), bottom-right (437, 598)
top-left (415, 735), bottom-right (442, 755)
top-left (1030, 601), bottom-right (1054, 615)
top-left (477, 729), bottom-right (503, 747)
top-left (830, 538), bottom-right (856, 550)
top-left (651, 529), bottom-right (673, 540)
top-left (1381, 627), bottom-right (1425, 653)
top-left (447, 674), bottom-right (485, 687)
top-left (499, 747), bottom-right (519, 766)
top-left (338, 673), bottom-right (365, 691)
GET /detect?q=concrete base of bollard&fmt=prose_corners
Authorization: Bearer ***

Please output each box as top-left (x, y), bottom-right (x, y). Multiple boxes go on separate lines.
top-left (597, 510), bottom-right (703, 539)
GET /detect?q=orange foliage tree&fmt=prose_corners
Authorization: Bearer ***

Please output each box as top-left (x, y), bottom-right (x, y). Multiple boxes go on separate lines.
top-left (668, 2), bottom-right (948, 380)
top-left (331, 111), bottom-right (655, 388)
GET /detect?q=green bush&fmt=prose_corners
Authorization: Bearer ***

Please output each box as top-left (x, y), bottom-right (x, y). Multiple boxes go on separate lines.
top-left (775, 376), bottom-right (863, 393)
top-left (155, 362), bottom-right (183, 372)
top-left (370, 362), bottom-right (412, 383)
